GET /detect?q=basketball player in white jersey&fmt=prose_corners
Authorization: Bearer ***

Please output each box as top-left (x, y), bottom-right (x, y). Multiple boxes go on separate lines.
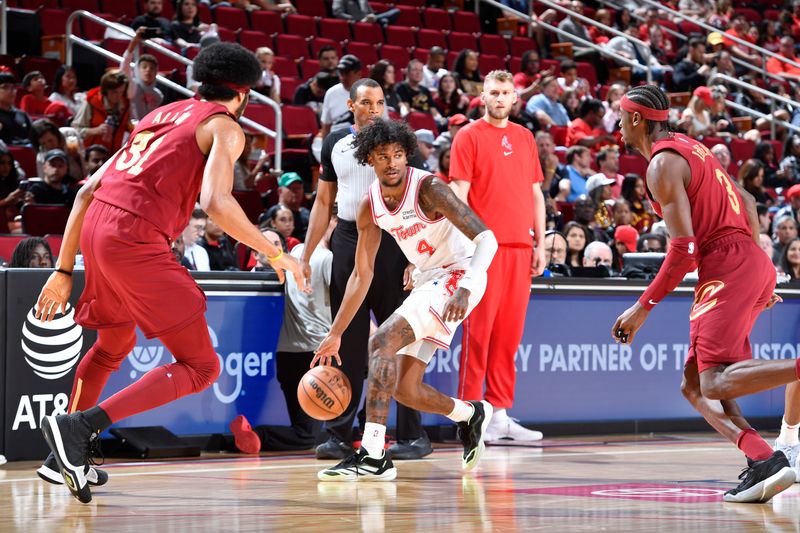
top-left (312, 118), bottom-right (498, 481)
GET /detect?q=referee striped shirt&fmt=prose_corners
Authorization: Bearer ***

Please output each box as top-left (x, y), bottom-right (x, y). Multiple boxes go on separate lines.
top-left (319, 125), bottom-right (428, 222)
top-left (319, 126), bottom-right (375, 222)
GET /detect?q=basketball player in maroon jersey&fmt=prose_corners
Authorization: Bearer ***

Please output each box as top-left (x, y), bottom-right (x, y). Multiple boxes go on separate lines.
top-left (34, 43), bottom-right (305, 503)
top-left (612, 85), bottom-right (796, 503)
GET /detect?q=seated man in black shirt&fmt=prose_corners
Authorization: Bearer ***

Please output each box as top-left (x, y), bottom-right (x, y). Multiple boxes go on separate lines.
top-left (24, 149), bottom-right (77, 206)
top-left (395, 59), bottom-right (444, 127)
top-left (293, 71), bottom-right (338, 120)
top-left (131, 0), bottom-right (174, 43)
top-left (199, 217), bottom-right (238, 271)
top-left (0, 69), bottom-right (33, 146)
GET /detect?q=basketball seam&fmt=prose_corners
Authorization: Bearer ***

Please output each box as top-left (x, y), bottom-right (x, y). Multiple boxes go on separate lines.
top-left (300, 380), bottom-right (338, 417)
top-left (309, 369), bottom-right (350, 409)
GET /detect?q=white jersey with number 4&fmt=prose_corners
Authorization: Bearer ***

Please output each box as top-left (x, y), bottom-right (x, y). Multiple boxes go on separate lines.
top-left (368, 166), bottom-right (475, 282)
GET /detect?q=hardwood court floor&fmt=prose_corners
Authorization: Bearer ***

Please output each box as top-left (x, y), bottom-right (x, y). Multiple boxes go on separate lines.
top-left (1, 433), bottom-right (799, 532)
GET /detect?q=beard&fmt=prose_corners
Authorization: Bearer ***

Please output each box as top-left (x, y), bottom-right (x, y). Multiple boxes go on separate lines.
top-left (486, 105), bottom-right (511, 120)
top-left (234, 93), bottom-right (249, 119)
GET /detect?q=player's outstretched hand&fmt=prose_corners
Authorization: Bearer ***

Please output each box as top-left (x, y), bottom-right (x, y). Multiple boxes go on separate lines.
top-left (299, 258), bottom-right (312, 292)
top-left (611, 301), bottom-right (650, 345)
top-left (402, 263), bottom-right (415, 291)
top-left (269, 253), bottom-right (310, 293)
top-left (442, 287), bottom-right (470, 323)
top-left (35, 271), bottom-right (73, 322)
top-left (766, 293), bottom-right (783, 309)
top-left (312, 333), bottom-right (342, 368)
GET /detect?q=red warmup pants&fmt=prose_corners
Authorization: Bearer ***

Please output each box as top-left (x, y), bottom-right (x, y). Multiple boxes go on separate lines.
top-left (68, 201), bottom-right (220, 422)
top-left (458, 245), bottom-right (531, 409)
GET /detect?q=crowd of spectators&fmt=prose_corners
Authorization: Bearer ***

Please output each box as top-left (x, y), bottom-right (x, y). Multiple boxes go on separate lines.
top-left (2, 0), bottom-right (800, 286)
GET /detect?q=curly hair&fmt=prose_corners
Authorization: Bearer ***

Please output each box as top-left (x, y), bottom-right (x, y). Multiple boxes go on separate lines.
top-left (9, 237), bottom-right (52, 268)
top-left (193, 43), bottom-right (261, 101)
top-left (353, 118), bottom-right (418, 166)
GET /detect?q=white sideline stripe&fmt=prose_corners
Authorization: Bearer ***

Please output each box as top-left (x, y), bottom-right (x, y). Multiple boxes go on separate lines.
top-left (0, 445), bottom-right (729, 484)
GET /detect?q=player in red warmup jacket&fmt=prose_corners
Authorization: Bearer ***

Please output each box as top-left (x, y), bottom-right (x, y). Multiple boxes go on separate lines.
top-left (33, 43), bottom-right (305, 504)
top-left (612, 85), bottom-right (796, 504)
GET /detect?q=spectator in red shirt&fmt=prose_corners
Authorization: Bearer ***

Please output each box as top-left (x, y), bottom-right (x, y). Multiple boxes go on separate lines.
top-left (589, 8), bottom-right (614, 45)
top-left (637, 7), bottom-right (659, 42)
top-left (513, 50), bottom-right (553, 102)
top-left (566, 98), bottom-right (616, 150)
top-left (20, 71), bottom-right (50, 116)
top-left (766, 36), bottom-right (800, 84)
top-left (723, 13), bottom-right (760, 66)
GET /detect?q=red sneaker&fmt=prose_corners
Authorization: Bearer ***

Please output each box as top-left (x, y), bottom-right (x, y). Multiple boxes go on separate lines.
top-left (229, 415), bottom-right (261, 455)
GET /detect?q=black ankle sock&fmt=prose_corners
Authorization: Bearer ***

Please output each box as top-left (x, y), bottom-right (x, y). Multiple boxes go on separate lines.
top-left (82, 406), bottom-right (112, 433)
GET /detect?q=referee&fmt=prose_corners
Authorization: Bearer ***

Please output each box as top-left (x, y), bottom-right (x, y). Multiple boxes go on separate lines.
top-left (301, 77), bottom-right (430, 460)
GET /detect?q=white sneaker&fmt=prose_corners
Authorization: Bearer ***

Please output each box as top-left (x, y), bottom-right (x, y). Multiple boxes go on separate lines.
top-left (0, 455), bottom-right (5, 466)
top-left (484, 415), bottom-right (543, 442)
top-left (773, 439), bottom-right (800, 482)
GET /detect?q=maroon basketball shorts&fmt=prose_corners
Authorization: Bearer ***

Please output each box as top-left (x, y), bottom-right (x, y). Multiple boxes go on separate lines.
top-left (686, 235), bottom-right (775, 373)
top-left (75, 200), bottom-right (207, 338)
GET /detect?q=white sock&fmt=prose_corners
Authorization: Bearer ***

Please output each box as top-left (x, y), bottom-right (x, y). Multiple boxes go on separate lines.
top-left (362, 422), bottom-right (386, 459)
top-left (777, 417), bottom-right (800, 446)
top-left (446, 399), bottom-right (475, 423)
top-left (492, 408), bottom-right (507, 422)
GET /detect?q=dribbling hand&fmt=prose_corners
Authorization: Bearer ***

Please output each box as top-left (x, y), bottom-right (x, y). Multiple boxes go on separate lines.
top-left (611, 301), bottom-right (650, 345)
top-left (35, 271), bottom-right (73, 322)
top-left (312, 334), bottom-right (342, 368)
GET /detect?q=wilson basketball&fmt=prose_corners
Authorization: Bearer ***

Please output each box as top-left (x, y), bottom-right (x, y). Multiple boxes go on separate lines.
top-left (298, 366), bottom-right (351, 421)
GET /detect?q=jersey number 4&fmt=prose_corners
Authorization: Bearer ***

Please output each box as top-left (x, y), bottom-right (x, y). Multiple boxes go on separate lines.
top-left (417, 239), bottom-right (436, 256)
top-left (115, 131), bottom-right (167, 176)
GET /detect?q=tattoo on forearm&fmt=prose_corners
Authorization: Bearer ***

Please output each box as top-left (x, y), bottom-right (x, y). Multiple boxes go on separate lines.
top-left (419, 176), bottom-right (487, 240)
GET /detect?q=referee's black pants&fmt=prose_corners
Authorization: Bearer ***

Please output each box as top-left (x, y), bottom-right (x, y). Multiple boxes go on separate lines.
top-left (326, 218), bottom-right (423, 443)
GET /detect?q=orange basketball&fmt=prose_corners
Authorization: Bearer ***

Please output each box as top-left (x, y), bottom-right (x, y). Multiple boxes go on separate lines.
top-left (297, 366), bottom-right (352, 421)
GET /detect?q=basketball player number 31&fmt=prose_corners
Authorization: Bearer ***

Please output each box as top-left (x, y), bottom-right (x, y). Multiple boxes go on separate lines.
top-left (715, 168), bottom-right (741, 215)
top-left (115, 131), bottom-right (167, 176)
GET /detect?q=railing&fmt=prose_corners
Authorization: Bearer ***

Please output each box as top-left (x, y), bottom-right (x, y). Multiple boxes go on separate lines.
top-left (709, 73), bottom-right (800, 136)
top-left (63, 10), bottom-right (284, 173)
top-left (637, 0), bottom-right (800, 77)
top-left (1, 0), bottom-right (6, 55)
top-left (475, 0), bottom-right (653, 82)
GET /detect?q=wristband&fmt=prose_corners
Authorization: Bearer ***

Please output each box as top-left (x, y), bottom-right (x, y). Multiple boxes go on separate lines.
top-left (55, 268), bottom-right (73, 276)
top-left (639, 236), bottom-right (697, 310)
top-left (267, 250), bottom-right (283, 262)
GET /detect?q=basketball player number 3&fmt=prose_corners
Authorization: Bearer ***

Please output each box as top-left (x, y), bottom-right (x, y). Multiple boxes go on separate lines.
top-left (417, 239), bottom-right (436, 256)
top-left (115, 131), bottom-right (167, 176)
top-left (715, 168), bottom-right (741, 215)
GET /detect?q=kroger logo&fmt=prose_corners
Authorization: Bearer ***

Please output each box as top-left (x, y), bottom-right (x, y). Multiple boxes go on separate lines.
top-left (20, 305), bottom-right (83, 380)
top-left (126, 326), bottom-right (271, 404)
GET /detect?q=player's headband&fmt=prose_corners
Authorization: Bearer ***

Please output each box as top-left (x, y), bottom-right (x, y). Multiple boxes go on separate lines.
top-left (206, 81), bottom-right (250, 94)
top-left (620, 94), bottom-right (669, 122)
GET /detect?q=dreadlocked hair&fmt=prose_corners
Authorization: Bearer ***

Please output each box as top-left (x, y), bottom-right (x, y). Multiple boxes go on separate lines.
top-left (624, 85), bottom-right (670, 134)
top-left (353, 118), bottom-right (418, 166)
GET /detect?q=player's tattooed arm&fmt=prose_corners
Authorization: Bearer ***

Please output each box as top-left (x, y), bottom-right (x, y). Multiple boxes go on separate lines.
top-left (418, 176), bottom-right (488, 240)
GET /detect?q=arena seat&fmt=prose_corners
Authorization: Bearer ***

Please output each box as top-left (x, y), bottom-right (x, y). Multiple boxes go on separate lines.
top-left (385, 25), bottom-right (415, 48)
top-left (272, 56), bottom-right (300, 78)
top-left (279, 77), bottom-right (303, 102)
top-left (479, 34), bottom-right (509, 57)
top-left (276, 34), bottom-right (309, 61)
top-left (448, 32), bottom-right (478, 52)
top-left (285, 14), bottom-right (317, 38)
top-left (352, 22), bottom-right (383, 44)
top-left (453, 11), bottom-right (481, 34)
top-left (214, 6), bottom-right (249, 31)
top-left (309, 37), bottom-right (343, 58)
top-left (294, 0), bottom-right (328, 17)
top-left (61, 0), bottom-right (100, 12)
top-left (319, 18), bottom-right (351, 42)
top-left (8, 146), bottom-right (37, 177)
top-left (619, 154), bottom-right (648, 177)
top-left (406, 112), bottom-right (437, 132)
top-left (346, 41), bottom-right (379, 67)
top-left (21, 204), bottom-right (71, 236)
top-left (251, 10), bottom-right (283, 35)
top-left (0, 235), bottom-right (29, 263)
top-left (44, 234), bottom-right (63, 258)
top-left (395, 5), bottom-right (422, 27)
top-left (239, 30), bottom-right (273, 52)
top-left (417, 29), bottom-right (447, 50)
top-left (422, 8), bottom-right (452, 31)
top-left (380, 45), bottom-right (410, 71)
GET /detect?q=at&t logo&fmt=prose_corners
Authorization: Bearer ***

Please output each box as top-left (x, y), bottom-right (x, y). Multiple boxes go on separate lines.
top-left (21, 304), bottom-right (83, 380)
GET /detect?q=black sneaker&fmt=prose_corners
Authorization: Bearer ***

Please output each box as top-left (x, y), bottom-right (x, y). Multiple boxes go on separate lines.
top-left (37, 452), bottom-right (109, 486)
top-left (315, 436), bottom-right (354, 460)
top-left (724, 451), bottom-right (795, 503)
top-left (457, 400), bottom-right (493, 471)
top-left (41, 413), bottom-right (97, 503)
top-left (317, 448), bottom-right (397, 481)
top-left (387, 433), bottom-right (433, 460)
